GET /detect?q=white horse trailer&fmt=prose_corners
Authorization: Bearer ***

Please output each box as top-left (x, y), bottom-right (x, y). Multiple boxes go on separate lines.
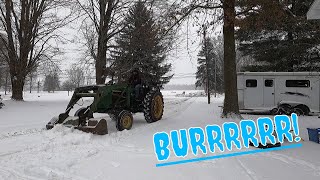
top-left (237, 72), bottom-right (320, 115)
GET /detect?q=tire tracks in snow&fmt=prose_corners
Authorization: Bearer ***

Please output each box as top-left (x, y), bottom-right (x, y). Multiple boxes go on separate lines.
top-left (0, 97), bottom-right (197, 179)
top-left (0, 167), bottom-right (42, 180)
top-left (0, 150), bottom-right (25, 158)
top-left (192, 154), bottom-right (259, 180)
top-left (234, 157), bottom-right (259, 180)
top-left (0, 164), bottom-right (89, 180)
top-left (0, 128), bottom-right (45, 141)
top-left (0, 97), bottom-right (197, 158)
top-left (192, 108), bottom-right (260, 180)
top-left (261, 151), bottom-right (320, 176)
top-left (93, 97), bottom-right (197, 151)
top-left (0, 133), bottom-right (100, 180)
top-left (162, 97), bottom-right (197, 120)
top-left (0, 97), bottom-right (192, 142)
top-left (0, 128), bottom-right (46, 158)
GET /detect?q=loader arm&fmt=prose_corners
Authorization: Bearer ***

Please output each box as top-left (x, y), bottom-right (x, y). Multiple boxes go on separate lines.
top-left (66, 86), bottom-right (99, 110)
top-left (56, 86), bottom-right (100, 124)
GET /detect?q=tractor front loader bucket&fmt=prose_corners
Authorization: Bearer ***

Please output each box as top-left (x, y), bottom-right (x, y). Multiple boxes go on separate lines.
top-left (76, 119), bottom-right (108, 135)
top-left (46, 116), bottom-right (108, 135)
top-left (46, 85), bottom-right (110, 135)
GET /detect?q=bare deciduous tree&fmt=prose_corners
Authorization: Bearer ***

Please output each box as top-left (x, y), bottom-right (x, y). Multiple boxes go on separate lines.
top-left (0, 0), bottom-right (76, 100)
top-left (26, 70), bottom-right (37, 93)
top-left (76, 0), bottom-right (131, 85)
top-left (222, 0), bottom-right (240, 117)
top-left (160, 0), bottom-right (240, 117)
top-left (0, 31), bottom-right (7, 89)
top-left (67, 64), bottom-right (85, 88)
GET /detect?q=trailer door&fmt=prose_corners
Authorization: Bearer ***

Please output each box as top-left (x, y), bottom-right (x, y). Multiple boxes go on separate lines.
top-left (263, 79), bottom-right (275, 107)
top-left (244, 78), bottom-right (263, 108)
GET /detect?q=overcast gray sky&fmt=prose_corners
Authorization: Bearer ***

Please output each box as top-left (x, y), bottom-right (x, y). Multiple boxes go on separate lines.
top-left (56, 11), bottom-right (222, 85)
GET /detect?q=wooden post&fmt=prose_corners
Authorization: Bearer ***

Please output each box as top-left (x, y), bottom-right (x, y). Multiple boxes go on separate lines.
top-left (37, 81), bottom-right (40, 93)
top-left (203, 25), bottom-right (210, 104)
top-left (4, 68), bottom-right (8, 95)
top-left (214, 54), bottom-right (217, 98)
top-left (29, 75), bottom-right (32, 93)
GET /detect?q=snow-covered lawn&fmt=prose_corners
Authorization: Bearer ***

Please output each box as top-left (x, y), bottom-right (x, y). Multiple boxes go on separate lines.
top-left (0, 91), bottom-right (320, 180)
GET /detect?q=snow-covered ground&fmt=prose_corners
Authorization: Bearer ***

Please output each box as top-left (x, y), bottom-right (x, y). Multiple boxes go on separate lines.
top-left (0, 90), bottom-right (320, 180)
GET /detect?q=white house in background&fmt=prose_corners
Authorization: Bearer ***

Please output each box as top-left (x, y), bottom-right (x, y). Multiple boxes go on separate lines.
top-left (308, 0), bottom-right (320, 19)
top-left (237, 72), bottom-right (320, 115)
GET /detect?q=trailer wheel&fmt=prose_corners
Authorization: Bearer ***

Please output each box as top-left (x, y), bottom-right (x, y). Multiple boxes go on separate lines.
top-left (116, 110), bottom-right (133, 131)
top-left (278, 104), bottom-right (292, 115)
top-left (143, 89), bottom-right (164, 123)
top-left (294, 105), bottom-right (310, 116)
top-left (270, 108), bottom-right (279, 115)
top-left (293, 108), bottom-right (304, 116)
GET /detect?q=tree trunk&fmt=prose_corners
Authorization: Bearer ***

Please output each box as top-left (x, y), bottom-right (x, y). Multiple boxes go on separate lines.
top-left (11, 76), bottom-right (24, 101)
top-left (222, 0), bottom-right (240, 117)
top-left (29, 76), bottom-right (33, 93)
top-left (96, 41), bottom-right (107, 84)
top-left (95, 1), bottom-right (108, 85)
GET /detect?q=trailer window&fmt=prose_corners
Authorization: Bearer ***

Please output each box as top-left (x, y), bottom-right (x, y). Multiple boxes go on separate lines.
top-left (286, 80), bottom-right (310, 88)
top-left (246, 79), bottom-right (257, 88)
top-left (265, 80), bottom-right (273, 87)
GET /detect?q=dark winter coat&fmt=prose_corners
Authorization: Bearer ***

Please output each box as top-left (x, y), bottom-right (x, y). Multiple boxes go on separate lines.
top-left (128, 72), bottom-right (142, 87)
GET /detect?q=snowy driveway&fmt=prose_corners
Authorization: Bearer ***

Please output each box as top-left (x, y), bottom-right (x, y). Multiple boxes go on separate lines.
top-left (0, 92), bottom-right (320, 180)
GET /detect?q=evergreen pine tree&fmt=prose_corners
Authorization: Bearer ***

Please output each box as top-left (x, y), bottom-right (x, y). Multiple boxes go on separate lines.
top-left (43, 73), bottom-right (60, 93)
top-left (112, 0), bottom-right (172, 86)
top-left (237, 0), bottom-right (320, 72)
top-left (196, 38), bottom-right (224, 94)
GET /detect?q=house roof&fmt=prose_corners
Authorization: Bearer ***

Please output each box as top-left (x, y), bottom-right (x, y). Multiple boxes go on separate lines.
top-left (308, 0), bottom-right (320, 19)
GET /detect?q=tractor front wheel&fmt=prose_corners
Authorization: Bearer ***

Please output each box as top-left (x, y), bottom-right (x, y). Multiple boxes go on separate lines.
top-left (116, 110), bottom-right (133, 131)
top-left (143, 89), bottom-right (164, 123)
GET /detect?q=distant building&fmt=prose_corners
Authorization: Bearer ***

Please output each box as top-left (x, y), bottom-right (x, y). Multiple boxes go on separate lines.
top-left (308, 0), bottom-right (320, 19)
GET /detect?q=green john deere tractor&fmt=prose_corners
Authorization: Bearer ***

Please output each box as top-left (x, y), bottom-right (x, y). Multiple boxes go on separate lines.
top-left (46, 83), bottom-right (164, 135)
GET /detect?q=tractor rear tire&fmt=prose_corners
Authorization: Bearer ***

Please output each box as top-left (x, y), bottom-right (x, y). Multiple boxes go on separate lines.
top-left (116, 110), bottom-right (133, 131)
top-left (143, 89), bottom-right (164, 123)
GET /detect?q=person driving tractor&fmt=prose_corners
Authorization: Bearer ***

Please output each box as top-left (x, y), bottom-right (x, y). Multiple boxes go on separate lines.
top-left (128, 68), bottom-right (142, 99)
